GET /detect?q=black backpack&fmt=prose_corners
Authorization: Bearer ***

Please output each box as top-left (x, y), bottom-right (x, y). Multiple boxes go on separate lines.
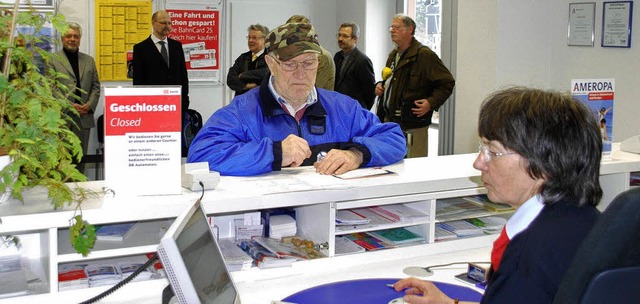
top-left (182, 109), bottom-right (203, 149)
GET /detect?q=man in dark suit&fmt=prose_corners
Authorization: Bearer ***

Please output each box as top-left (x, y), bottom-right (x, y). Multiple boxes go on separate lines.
top-left (333, 22), bottom-right (376, 109)
top-left (133, 10), bottom-right (190, 156)
top-left (49, 22), bottom-right (101, 173)
top-left (227, 24), bottom-right (269, 96)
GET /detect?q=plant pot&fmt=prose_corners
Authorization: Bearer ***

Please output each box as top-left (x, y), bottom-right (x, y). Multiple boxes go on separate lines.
top-left (0, 154), bottom-right (12, 203)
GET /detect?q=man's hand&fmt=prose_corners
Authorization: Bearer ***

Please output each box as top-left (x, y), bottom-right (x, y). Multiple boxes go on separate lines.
top-left (411, 99), bottom-right (432, 117)
top-left (244, 83), bottom-right (258, 89)
top-left (375, 82), bottom-right (385, 97)
top-left (313, 148), bottom-right (363, 175)
top-left (73, 103), bottom-right (91, 116)
top-left (281, 134), bottom-right (311, 167)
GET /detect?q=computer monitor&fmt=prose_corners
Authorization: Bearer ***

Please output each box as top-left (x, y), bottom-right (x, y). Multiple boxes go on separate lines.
top-left (157, 200), bottom-right (241, 304)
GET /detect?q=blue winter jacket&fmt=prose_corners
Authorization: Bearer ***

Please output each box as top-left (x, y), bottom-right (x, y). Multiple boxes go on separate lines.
top-left (187, 81), bottom-right (407, 176)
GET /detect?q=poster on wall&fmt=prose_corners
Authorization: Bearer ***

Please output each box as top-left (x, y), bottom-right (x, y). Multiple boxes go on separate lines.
top-left (166, 5), bottom-right (221, 82)
top-left (94, 0), bottom-right (153, 81)
top-left (571, 79), bottom-right (615, 156)
top-left (11, 10), bottom-right (57, 71)
top-left (0, 0), bottom-right (55, 8)
top-left (103, 86), bottom-right (182, 196)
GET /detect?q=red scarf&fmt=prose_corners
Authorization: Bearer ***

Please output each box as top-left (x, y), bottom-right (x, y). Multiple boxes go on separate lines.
top-left (491, 227), bottom-right (510, 271)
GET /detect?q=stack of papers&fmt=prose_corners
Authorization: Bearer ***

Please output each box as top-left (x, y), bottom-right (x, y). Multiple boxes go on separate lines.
top-left (436, 197), bottom-right (494, 222)
top-left (85, 264), bottom-right (122, 287)
top-left (369, 205), bottom-right (429, 223)
top-left (237, 239), bottom-right (298, 269)
top-left (465, 217), bottom-right (506, 234)
top-left (268, 215), bottom-right (297, 239)
top-left (334, 236), bottom-right (366, 256)
top-left (368, 228), bottom-right (426, 246)
top-left (434, 224), bottom-right (458, 241)
top-left (344, 232), bottom-right (394, 251)
top-left (336, 210), bottom-right (371, 226)
top-left (218, 239), bottom-right (253, 271)
top-left (95, 222), bottom-right (138, 241)
top-left (58, 264), bottom-right (89, 291)
top-left (438, 220), bottom-right (484, 237)
top-left (117, 262), bottom-right (154, 282)
top-left (234, 219), bottom-right (264, 241)
top-left (463, 195), bottom-right (514, 212)
top-left (251, 237), bottom-right (314, 259)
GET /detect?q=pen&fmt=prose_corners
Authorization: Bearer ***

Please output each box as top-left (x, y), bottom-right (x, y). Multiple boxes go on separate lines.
top-left (317, 151), bottom-right (327, 162)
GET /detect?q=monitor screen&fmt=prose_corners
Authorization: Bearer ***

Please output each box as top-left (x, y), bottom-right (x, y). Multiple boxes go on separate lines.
top-left (158, 200), bottom-right (240, 304)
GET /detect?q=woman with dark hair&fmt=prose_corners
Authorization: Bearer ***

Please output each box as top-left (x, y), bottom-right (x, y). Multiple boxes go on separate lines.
top-left (392, 87), bottom-right (602, 304)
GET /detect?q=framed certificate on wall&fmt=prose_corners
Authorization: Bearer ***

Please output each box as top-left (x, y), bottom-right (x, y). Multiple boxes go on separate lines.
top-left (568, 2), bottom-right (596, 46)
top-left (602, 1), bottom-right (633, 48)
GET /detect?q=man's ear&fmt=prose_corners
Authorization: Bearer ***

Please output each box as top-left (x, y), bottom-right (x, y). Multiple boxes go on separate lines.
top-left (264, 54), bottom-right (277, 74)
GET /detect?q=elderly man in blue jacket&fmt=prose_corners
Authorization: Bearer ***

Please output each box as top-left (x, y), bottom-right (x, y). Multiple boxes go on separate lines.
top-left (188, 23), bottom-right (406, 176)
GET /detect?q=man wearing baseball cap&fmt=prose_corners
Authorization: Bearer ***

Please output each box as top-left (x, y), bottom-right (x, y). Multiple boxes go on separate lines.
top-left (188, 23), bottom-right (406, 176)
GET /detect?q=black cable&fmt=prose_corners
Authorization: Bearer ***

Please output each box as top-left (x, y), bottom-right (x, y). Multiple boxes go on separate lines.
top-left (78, 254), bottom-right (159, 304)
top-left (198, 181), bottom-right (205, 201)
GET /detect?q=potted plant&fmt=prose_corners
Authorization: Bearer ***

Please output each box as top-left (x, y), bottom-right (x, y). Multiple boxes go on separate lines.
top-left (1, 2), bottom-right (95, 255)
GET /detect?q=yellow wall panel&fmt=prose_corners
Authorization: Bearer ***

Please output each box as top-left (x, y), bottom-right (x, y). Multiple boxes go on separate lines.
top-left (95, 0), bottom-right (152, 81)
top-left (114, 15), bottom-right (125, 25)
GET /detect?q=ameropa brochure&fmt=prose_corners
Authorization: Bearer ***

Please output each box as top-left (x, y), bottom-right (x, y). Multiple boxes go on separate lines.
top-left (104, 87), bottom-right (182, 196)
top-left (571, 79), bottom-right (615, 155)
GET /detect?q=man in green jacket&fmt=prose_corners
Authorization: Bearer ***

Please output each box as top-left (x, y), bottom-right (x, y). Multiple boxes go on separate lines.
top-left (375, 14), bottom-right (455, 158)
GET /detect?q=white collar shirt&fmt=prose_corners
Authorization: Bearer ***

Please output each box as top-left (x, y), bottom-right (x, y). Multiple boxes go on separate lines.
top-left (505, 194), bottom-right (545, 239)
top-left (267, 75), bottom-right (317, 118)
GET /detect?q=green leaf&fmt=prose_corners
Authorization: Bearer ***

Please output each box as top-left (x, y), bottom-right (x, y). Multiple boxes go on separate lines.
top-left (69, 215), bottom-right (96, 257)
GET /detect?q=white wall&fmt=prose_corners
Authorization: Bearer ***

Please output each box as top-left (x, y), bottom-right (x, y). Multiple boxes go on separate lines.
top-left (549, 0), bottom-right (640, 141)
top-left (335, 0), bottom-right (366, 54)
top-left (453, 0), bottom-right (640, 154)
top-left (364, 0), bottom-right (397, 82)
top-left (452, 0), bottom-right (498, 154)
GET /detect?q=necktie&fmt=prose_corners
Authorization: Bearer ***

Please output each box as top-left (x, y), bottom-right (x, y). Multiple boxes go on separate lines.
top-left (251, 53), bottom-right (257, 62)
top-left (159, 41), bottom-right (169, 67)
top-left (490, 227), bottom-right (510, 272)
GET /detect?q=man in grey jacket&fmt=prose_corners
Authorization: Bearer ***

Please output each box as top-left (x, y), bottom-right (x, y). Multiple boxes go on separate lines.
top-left (49, 22), bottom-right (101, 172)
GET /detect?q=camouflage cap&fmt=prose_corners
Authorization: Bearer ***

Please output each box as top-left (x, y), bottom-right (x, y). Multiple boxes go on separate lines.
top-left (265, 23), bottom-right (321, 61)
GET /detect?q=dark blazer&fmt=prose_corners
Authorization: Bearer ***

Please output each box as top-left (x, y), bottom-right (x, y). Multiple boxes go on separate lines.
top-left (481, 201), bottom-right (600, 304)
top-left (226, 50), bottom-right (268, 96)
top-left (132, 36), bottom-right (190, 111)
top-left (333, 47), bottom-right (376, 109)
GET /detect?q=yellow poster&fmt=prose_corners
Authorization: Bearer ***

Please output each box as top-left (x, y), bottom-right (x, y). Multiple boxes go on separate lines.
top-left (95, 0), bottom-right (152, 81)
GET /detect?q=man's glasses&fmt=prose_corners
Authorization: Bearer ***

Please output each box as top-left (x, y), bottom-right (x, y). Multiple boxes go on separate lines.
top-left (478, 141), bottom-right (517, 163)
top-left (274, 57), bottom-right (319, 71)
top-left (389, 25), bottom-right (406, 31)
top-left (246, 36), bottom-right (264, 40)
